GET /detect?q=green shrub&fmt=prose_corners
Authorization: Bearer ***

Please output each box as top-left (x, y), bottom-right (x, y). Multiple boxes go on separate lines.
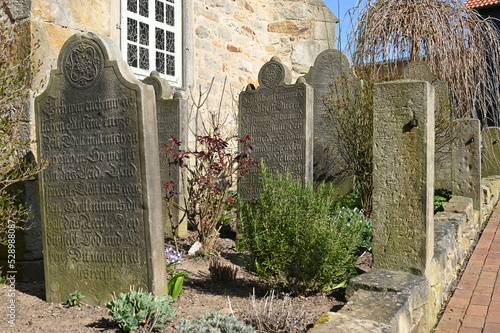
top-left (105, 290), bottom-right (175, 332)
top-left (177, 311), bottom-right (256, 333)
top-left (238, 165), bottom-right (371, 294)
top-left (434, 188), bottom-right (452, 213)
top-left (333, 190), bottom-right (363, 210)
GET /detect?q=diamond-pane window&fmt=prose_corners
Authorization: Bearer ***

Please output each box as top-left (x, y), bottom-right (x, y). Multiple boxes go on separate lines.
top-left (121, 0), bottom-right (182, 85)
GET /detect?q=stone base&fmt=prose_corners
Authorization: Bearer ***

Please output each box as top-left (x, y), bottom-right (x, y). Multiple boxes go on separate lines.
top-left (308, 312), bottom-right (391, 333)
top-left (309, 270), bottom-right (428, 333)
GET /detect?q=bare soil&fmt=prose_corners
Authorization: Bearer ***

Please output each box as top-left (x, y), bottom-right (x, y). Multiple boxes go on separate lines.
top-left (0, 233), bottom-right (371, 333)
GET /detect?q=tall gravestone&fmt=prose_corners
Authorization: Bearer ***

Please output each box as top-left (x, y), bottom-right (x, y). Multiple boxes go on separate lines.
top-left (238, 57), bottom-right (313, 201)
top-left (303, 49), bottom-right (353, 184)
top-left (372, 80), bottom-right (435, 276)
top-left (403, 61), bottom-right (455, 191)
top-left (143, 72), bottom-right (188, 237)
top-left (35, 32), bottom-right (166, 305)
top-left (452, 119), bottom-right (482, 215)
top-left (482, 127), bottom-right (500, 178)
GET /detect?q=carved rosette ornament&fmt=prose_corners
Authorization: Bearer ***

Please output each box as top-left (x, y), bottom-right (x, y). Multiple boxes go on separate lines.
top-left (63, 39), bottom-right (104, 89)
top-left (258, 61), bottom-right (286, 88)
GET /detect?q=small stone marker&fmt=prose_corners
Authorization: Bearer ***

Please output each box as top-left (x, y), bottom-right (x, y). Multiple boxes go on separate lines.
top-left (143, 72), bottom-right (188, 237)
top-left (452, 119), bottom-right (482, 215)
top-left (372, 80), bottom-right (435, 276)
top-left (482, 127), bottom-right (500, 178)
top-left (35, 32), bottom-right (166, 305)
top-left (238, 57), bottom-right (313, 201)
top-left (304, 49), bottom-right (353, 183)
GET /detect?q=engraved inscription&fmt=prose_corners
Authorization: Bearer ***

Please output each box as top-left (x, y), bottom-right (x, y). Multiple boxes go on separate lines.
top-left (240, 84), bottom-right (308, 201)
top-left (35, 32), bottom-right (165, 306)
top-left (38, 84), bottom-right (144, 280)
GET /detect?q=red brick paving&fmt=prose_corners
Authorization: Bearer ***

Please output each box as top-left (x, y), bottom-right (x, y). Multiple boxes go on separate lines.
top-left (435, 203), bottom-right (500, 332)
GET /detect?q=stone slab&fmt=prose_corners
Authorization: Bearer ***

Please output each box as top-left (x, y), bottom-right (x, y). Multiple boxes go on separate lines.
top-left (340, 290), bottom-right (413, 333)
top-left (303, 49), bottom-right (352, 183)
top-left (347, 269), bottom-right (429, 310)
top-left (143, 73), bottom-right (188, 238)
top-left (372, 80), bottom-right (435, 276)
top-left (452, 119), bottom-right (482, 214)
top-left (238, 57), bottom-right (313, 201)
top-left (308, 312), bottom-right (391, 333)
top-left (35, 32), bottom-right (166, 305)
top-left (403, 61), bottom-right (454, 192)
top-left (482, 127), bottom-right (500, 178)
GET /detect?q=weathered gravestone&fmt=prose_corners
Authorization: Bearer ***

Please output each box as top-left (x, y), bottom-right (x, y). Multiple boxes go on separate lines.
top-left (372, 80), bottom-right (435, 276)
top-left (238, 57), bottom-right (313, 201)
top-left (35, 32), bottom-right (166, 305)
top-left (452, 119), bottom-right (482, 216)
top-left (303, 49), bottom-right (353, 184)
top-left (143, 72), bottom-right (188, 237)
top-left (482, 127), bottom-right (500, 178)
top-left (403, 61), bottom-right (454, 191)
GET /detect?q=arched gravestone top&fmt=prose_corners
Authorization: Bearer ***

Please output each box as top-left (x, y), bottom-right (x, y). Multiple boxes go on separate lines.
top-left (258, 56), bottom-right (292, 87)
top-left (304, 49), bottom-right (353, 84)
top-left (35, 32), bottom-right (166, 306)
top-left (143, 71), bottom-right (174, 99)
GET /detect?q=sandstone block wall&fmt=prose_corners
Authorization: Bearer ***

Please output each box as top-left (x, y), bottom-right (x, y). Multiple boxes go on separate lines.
top-left (11, 0), bottom-right (336, 140)
top-left (192, 0), bottom-right (337, 94)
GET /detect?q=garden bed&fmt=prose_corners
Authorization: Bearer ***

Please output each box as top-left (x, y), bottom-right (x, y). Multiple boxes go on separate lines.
top-left (0, 233), bottom-right (371, 332)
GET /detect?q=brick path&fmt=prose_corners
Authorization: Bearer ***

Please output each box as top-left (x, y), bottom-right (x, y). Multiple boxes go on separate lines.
top-left (435, 204), bottom-right (500, 333)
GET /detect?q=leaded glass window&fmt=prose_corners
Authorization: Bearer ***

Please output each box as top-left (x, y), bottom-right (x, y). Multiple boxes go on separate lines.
top-left (121, 0), bottom-right (182, 86)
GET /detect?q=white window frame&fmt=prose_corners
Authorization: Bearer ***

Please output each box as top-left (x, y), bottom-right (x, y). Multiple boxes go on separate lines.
top-left (120, 0), bottom-right (183, 87)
